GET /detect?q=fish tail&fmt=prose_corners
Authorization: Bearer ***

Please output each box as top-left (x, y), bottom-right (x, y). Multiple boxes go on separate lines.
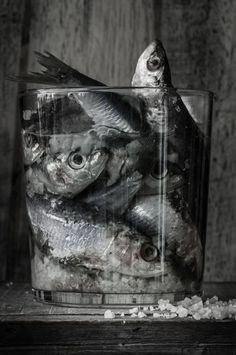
top-left (34, 51), bottom-right (71, 76)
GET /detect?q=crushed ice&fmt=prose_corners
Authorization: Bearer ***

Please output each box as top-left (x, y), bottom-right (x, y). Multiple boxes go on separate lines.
top-left (104, 295), bottom-right (236, 320)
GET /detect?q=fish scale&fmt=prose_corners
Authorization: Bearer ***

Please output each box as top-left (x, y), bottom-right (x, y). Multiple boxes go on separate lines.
top-left (27, 195), bottom-right (164, 278)
top-left (71, 91), bottom-right (145, 137)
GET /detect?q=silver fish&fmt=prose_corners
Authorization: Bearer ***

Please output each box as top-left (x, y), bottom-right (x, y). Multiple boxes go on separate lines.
top-left (12, 51), bottom-right (149, 140)
top-left (70, 90), bottom-right (149, 139)
top-left (25, 134), bottom-right (108, 197)
top-left (27, 195), bottom-right (163, 278)
top-left (82, 171), bottom-right (143, 215)
top-left (125, 194), bottom-right (203, 280)
top-left (8, 51), bottom-right (105, 86)
top-left (131, 39), bottom-right (205, 161)
top-left (132, 40), bottom-right (207, 227)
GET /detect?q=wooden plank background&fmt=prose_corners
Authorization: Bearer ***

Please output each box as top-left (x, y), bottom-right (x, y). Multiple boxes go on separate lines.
top-left (0, 0), bottom-right (235, 283)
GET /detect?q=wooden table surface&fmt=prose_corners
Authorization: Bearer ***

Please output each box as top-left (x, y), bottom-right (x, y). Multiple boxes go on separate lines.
top-left (0, 282), bottom-right (236, 354)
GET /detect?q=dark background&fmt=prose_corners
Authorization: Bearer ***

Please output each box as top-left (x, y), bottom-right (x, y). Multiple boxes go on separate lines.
top-left (0, 0), bottom-right (235, 284)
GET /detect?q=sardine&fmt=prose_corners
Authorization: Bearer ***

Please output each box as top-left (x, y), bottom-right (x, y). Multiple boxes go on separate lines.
top-left (70, 90), bottom-right (149, 139)
top-left (131, 39), bottom-right (204, 162)
top-left (14, 51), bottom-right (149, 140)
top-left (82, 171), bottom-right (143, 215)
top-left (27, 195), bottom-right (163, 278)
top-left (25, 134), bottom-right (108, 197)
top-left (132, 40), bottom-right (208, 226)
top-left (125, 194), bottom-right (203, 280)
top-left (8, 51), bottom-right (105, 86)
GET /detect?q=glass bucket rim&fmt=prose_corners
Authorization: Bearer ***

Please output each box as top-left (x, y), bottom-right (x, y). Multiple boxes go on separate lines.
top-left (19, 86), bottom-right (214, 98)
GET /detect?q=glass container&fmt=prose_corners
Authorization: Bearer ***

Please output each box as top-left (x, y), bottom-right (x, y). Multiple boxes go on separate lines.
top-left (20, 87), bottom-right (213, 305)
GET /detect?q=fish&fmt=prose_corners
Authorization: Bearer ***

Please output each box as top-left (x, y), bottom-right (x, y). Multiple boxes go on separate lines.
top-left (69, 90), bottom-right (149, 139)
top-left (125, 193), bottom-right (203, 280)
top-left (131, 39), bottom-right (204, 162)
top-left (82, 171), bottom-right (143, 215)
top-left (27, 194), bottom-right (164, 278)
top-left (25, 133), bottom-right (108, 197)
top-left (8, 51), bottom-right (105, 86)
top-left (131, 40), bottom-right (208, 227)
top-left (13, 51), bottom-right (149, 140)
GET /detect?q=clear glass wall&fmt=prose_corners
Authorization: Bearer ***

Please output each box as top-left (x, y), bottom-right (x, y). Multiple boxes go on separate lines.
top-left (21, 87), bottom-right (213, 305)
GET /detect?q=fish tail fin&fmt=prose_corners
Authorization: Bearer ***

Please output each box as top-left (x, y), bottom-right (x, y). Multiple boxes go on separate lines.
top-left (34, 51), bottom-right (73, 79)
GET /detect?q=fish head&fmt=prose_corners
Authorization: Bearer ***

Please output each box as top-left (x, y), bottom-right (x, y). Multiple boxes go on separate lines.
top-left (41, 147), bottom-right (108, 197)
top-left (110, 228), bottom-right (164, 278)
top-left (132, 39), bottom-right (172, 87)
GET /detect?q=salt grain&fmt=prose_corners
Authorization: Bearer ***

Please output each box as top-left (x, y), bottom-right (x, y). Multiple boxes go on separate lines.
top-left (138, 311), bottom-right (147, 318)
top-left (176, 305), bottom-right (188, 318)
top-left (192, 312), bottom-right (201, 320)
top-left (153, 312), bottom-right (161, 318)
top-left (104, 310), bottom-right (115, 319)
top-left (129, 307), bottom-right (139, 314)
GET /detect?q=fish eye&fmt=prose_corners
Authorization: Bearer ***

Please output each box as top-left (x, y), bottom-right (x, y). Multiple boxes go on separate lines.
top-left (68, 151), bottom-right (85, 169)
top-left (140, 243), bottom-right (159, 262)
top-left (147, 57), bottom-right (161, 71)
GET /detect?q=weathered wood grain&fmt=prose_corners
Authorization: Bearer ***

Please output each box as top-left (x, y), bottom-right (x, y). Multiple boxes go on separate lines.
top-left (27, 0), bottom-right (161, 86)
top-left (5, 0), bottom-right (31, 282)
top-left (0, 0), bottom-right (26, 281)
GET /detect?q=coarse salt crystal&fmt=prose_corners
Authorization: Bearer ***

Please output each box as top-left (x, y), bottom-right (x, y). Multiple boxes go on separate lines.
top-left (192, 312), bottom-right (201, 320)
top-left (165, 312), bottom-right (177, 319)
top-left (209, 296), bottom-right (218, 304)
top-left (170, 312), bottom-right (177, 318)
top-left (191, 295), bottom-right (202, 304)
top-left (176, 306), bottom-right (188, 318)
top-left (189, 300), bottom-right (203, 312)
top-left (153, 312), bottom-right (161, 318)
top-left (138, 311), bottom-right (147, 318)
top-left (129, 307), bottom-right (139, 314)
top-left (120, 312), bottom-right (125, 317)
top-left (177, 297), bottom-right (192, 308)
top-left (168, 305), bottom-right (177, 313)
top-left (104, 310), bottom-right (115, 319)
